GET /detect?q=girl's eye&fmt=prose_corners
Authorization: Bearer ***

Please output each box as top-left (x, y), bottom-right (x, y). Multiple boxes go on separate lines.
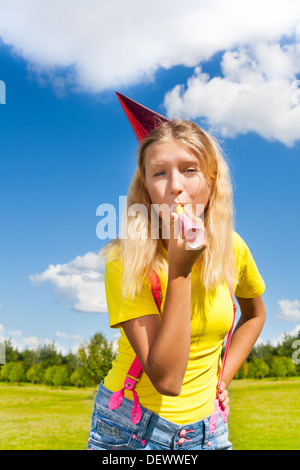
top-left (185, 168), bottom-right (197, 173)
top-left (153, 167), bottom-right (198, 177)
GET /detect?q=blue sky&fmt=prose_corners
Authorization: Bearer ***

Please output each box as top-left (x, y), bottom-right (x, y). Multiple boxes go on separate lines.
top-left (0, 0), bottom-right (300, 355)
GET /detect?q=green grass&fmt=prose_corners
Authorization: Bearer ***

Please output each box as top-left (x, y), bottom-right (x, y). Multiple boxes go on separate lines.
top-left (228, 378), bottom-right (300, 450)
top-left (0, 383), bottom-right (96, 450)
top-left (0, 379), bottom-right (299, 450)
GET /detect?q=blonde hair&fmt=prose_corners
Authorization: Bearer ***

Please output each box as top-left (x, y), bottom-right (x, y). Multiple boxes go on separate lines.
top-left (101, 120), bottom-right (235, 300)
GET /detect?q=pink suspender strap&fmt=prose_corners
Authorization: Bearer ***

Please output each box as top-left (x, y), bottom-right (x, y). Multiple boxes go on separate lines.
top-left (108, 271), bottom-right (162, 424)
top-left (216, 279), bottom-right (237, 392)
top-left (149, 270), bottom-right (162, 312)
top-left (209, 278), bottom-right (237, 433)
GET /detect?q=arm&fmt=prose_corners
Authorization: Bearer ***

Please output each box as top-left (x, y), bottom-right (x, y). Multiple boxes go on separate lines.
top-left (217, 295), bottom-right (266, 414)
top-left (122, 272), bottom-right (192, 396)
top-left (122, 213), bottom-right (207, 397)
top-left (221, 295), bottom-right (266, 390)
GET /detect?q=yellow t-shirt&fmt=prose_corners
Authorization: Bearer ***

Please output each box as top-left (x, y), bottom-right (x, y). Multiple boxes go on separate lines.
top-left (103, 231), bottom-right (265, 425)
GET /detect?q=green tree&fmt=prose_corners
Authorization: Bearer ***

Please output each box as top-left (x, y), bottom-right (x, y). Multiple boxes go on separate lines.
top-left (8, 362), bottom-right (25, 384)
top-left (270, 357), bottom-right (287, 378)
top-left (63, 351), bottom-right (78, 377)
top-left (78, 332), bottom-right (115, 385)
top-left (270, 356), bottom-right (295, 378)
top-left (284, 356), bottom-right (296, 376)
top-left (70, 368), bottom-right (93, 387)
top-left (3, 339), bottom-right (19, 362)
top-left (277, 334), bottom-right (297, 358)
top-left (19, 348), bottom-right (36, 372)
top-left (249, 342), bottom-right (275, 370)
top-left (52, 365), bottom-right (69, 388)
top-left (0, 362), bottom-right (14, 382)
top-left (26, 363), bottom-right (45, 384)
top-left (44, 365), bottom-right (56, 385)
top-left (235, 361), bottom-right (248, 379)
top-left (44, 365), bottom-right (69, 387)
top-left (248, 358), bottom-right (269, 379)
top-left (35, 342), bottom-right (63, 368)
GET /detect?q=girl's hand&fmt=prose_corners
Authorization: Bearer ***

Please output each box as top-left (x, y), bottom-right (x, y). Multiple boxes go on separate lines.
top-left (218, 382), bottom-right (230, 416)
top-left (168, 210), bottom-right (207, 278)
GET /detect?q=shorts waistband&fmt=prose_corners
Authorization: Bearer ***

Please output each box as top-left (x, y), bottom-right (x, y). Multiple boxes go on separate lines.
top-left (95, 381), bottom-right (213, 449)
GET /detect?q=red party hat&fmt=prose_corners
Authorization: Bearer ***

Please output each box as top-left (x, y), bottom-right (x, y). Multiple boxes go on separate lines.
top-left (116, 92), bottom-right (170, 142)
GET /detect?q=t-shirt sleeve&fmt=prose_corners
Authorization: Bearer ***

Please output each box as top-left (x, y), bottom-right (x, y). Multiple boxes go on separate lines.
top-left (233, 232), bottom-right (266, 298)
top-left (104, 256), bottom-right (161, 328)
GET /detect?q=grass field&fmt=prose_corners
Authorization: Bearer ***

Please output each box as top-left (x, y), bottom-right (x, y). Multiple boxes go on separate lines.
top-left (228, 378), bottom-right (300, 450)
top-left (0, 378), bottom-right (299, 450)
top-left (0, 384), bottom-right (96, 450)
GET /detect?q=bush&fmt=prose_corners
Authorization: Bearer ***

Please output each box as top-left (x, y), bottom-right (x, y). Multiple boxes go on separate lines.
top-left (77, 333), bottom-right (115, 385)
top-left (70, 368), bottom-right (93, 387)
top-left (270, 356), bottom-right (296, 379)
top-left (248, 358), bottom-right (269, 379)
top-left (0, 362), bottom-right (25, 384)
top-left (26, 363), bottom-right (45, 384)
top-left (44, 365), bottom-right (69, 388)
top-left (235, 362), bottom-right (249, 379)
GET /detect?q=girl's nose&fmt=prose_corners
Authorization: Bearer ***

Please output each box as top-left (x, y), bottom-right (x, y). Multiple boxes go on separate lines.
top-left (169, 172), bottom-right (183, 195)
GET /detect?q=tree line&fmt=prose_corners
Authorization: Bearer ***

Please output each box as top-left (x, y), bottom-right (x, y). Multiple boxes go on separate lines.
top-left (0, 332), bottom-right (116, 387)
top-left (235, 331), bottom-right (300, 379)
top-left (0, 330), bottom-right (299, 387)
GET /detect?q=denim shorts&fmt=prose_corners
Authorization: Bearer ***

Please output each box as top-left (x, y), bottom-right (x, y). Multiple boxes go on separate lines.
top-left (88, 382), bottom-right (232, 451)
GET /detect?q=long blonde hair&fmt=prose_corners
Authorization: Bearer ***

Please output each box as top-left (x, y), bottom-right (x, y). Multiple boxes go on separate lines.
top-left (101, 120), bottom-right (235, 299)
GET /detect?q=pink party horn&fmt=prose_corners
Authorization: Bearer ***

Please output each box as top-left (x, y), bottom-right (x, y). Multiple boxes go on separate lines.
top-left (176, 205), bottom-right (205, 249)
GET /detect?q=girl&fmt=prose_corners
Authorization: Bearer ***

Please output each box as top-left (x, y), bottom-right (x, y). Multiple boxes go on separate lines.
top-left (88, 95), bottom-right (266, 451)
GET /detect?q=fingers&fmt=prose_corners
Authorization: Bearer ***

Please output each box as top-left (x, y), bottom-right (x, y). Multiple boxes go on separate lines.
top-left (222, 403), bottom-right (230, 416)
top-left (218, 382), bottom-right (230, 415)
top-left (180, 205), bottom-right (207, 253)
top-left (169, 211), bottom-right (181, 243)
top-left (182, 204), bottom-right (204, 228)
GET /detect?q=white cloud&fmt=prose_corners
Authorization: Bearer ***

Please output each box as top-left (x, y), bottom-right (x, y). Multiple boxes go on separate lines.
top-left (20, 336), bottom-right (73, 355)
top-left (277, 299), bottom-right (300, 322)
top-left (0, 326), bottom-right (82, 354)
top-left (0, 0), bottom-right (299, 92)
top-left (256, 325), bottom-right (300, 347)
top-left (164, 41), bottom-right (300, 146)
top-left (29, 251), bottom-right (107, 313)
top-left (112, 332), bottom-right (121, 353)
top-left (22, 336), bottom-right (41, 350)
top-left (0, 1), bottom-right (299, 142)
top-left (8, 330), bottom-right (22, 336)
top-left (271, 324), bottom-right (300, 346)
top-left (56, 331), bottom-right (81, 340)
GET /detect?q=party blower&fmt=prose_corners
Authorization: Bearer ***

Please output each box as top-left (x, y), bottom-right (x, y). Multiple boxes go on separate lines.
top-left (176, 205), bottom-right (205, 249)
